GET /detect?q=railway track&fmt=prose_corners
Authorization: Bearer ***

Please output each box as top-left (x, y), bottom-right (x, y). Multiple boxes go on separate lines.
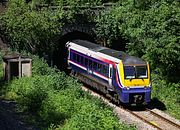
top-left (127, 108), bottom-right (180, 130)
top-left (82, 85), bottom-right (180, 130)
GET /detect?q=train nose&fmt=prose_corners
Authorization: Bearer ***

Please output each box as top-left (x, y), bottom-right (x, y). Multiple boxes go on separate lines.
top-left (129, 93), bottom-right (145, 104)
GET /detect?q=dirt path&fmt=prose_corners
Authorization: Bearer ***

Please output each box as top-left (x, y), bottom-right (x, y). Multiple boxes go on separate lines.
top-left (0, 99), bottom-right (38, 130)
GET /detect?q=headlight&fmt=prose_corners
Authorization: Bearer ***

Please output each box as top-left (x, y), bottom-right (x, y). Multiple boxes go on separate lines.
top-left (125, 87), bottom-right (130, 90)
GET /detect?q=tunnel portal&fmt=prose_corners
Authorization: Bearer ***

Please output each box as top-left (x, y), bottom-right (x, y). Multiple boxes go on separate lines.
top-left (52, 31), bottom-right (96, 71)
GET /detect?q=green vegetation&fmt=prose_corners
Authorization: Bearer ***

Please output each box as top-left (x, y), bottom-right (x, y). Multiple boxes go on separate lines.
top-left (96, 0), bottom-right (180, 82)
top-left (95, 0), bottom-right (180, 119)
top-left (0, 55), bottom-right (136, 129)
top-left (27, 0), bottom-right (119, 6)
top-left (151, 74), bottom-right (180, 119)
top-left (0, 0), bottom-right (63, 55)
top-left (0, 0), bottom-right (179, 124)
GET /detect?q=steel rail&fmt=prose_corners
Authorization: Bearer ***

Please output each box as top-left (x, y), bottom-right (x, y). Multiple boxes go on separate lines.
top-left (82, 85), bottom-right (180, 130)
top-left (124, 108), bottom-right (162, 130)
top-left (147, 108), bottom-right (180, 130)
top-left (82, 85), bottom-right (163, 129)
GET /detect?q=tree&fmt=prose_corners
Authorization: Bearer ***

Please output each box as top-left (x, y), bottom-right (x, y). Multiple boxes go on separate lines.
top-left (0, 0), bottom-right (64, 56)
top-left (95, 0), bottom-right (180, 82)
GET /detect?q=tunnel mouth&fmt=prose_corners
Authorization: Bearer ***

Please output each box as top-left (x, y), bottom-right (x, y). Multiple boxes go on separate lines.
top-left (52, 31), bottom-right (127, 73)
top-left (52, 31), bottom-right (96, 72)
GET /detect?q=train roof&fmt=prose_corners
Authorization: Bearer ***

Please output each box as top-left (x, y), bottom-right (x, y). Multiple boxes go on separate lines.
top-left (70, 40), bottom-right (146, 65)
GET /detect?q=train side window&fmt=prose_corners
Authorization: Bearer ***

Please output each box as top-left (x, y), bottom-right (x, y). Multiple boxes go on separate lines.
top-left (80, 56), bottom-right (84, 65)
top-left (103, 65), bottom-right (108, 76)
top-left (89, 60), bottom-right (92, 68)
top-left (93, 62), bottom-right (97, 70)
top-left (85, 58), bottom-right (88, 66)
top-left (73, 53), bottom-right (76, 61)
top-left (98, 64), bottom-right (102, 73)
top-left (70, 52), bottom-right (73, 60)
top-left (77, 55), bottom-right (80, 63)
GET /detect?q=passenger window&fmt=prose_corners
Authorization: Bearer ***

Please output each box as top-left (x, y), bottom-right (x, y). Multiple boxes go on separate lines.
top-left (93, 62), bottom-right (97, 70)
top-left (77, 55), bottom-right (80, 63)
top-left (98, 64), bottom-right (102, 73)
top-left (73, 53), bottom-right (76, 61)
top-left (103, 65), bottom-right (108, 75)
top-left (89, 60), bottom-right (92, 68)
top-left (109, 67), bottom-right (112, 78)
top-left (80, 56), bottom-right (84, 65)
top-left (85, 58), bottom-right (88, 66)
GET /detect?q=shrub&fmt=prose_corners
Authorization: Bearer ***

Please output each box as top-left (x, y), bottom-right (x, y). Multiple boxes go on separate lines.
top-left (32, 56), bottom-right (57, 76)
top-left (61, 97), bottom-right (136, 130)
top-left (6, 76), bottom-right (53, 112)
top-left (39, 91), bottom-right (77, 126)
top-left (3, 55), bottom-right (136, 129)
top-left (151, 74), bottom-right (180, 119)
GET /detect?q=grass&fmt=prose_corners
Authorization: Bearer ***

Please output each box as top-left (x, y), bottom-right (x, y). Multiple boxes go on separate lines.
top-left (151, 74), bottom-right (180, 120)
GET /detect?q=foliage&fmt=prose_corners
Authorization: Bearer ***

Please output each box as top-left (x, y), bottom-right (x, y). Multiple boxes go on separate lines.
top-left (29, 0), bottom-right (119, 6)
top-left (6, 76), bottom-right (51, 112)
top-left (96, 0), bottom-right (180, 120)
top-left (61, 97), bottom-right (136, 130)
top-left (96, 0), bottom-right (180, 82)
top-left (2, 55), bottom-right (135, 129)
top-left (151, 74), bottom-right (180, 119)
top-left (0, 0), bottom-right (64, 55)
top-left (32, 56), bottom-right (57, 75)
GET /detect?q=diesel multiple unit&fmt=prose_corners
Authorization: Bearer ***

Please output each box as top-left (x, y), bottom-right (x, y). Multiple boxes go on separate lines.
top-left (66, 40), bottom-right (151, 104)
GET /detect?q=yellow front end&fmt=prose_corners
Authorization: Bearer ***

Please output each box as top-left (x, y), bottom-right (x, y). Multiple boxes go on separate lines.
top-left (118, 61), bottom-right (151, 88)
top-left (117, 61), bottom-right (151, 104)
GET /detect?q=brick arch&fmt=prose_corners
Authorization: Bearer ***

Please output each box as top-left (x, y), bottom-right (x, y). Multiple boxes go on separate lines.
top-left (62, 23), bottom-right (96, 37)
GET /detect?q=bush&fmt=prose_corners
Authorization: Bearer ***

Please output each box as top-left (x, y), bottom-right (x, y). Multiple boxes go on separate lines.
top-left (39, 91), bottom-right (77, 126)
top-left (32, 56), bottom-right (57, 76)
top-left (3, 55), bottom-right (136, 129)
top-left (6, 76), bottom-right (53, 112)
top-left (41, 92), bottom-right (136, 130)
top-left (96, 0), bottom-right (180, 82)
top-left (151, 74), bottom-right (180, 119)
top-left (62, 97), bottom-right (136, 130)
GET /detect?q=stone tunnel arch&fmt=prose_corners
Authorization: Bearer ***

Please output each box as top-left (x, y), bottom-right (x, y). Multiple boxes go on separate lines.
top-left (52, 31), bottom-right (96, 71)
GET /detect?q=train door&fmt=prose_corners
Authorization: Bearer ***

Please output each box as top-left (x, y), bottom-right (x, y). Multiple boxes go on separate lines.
top-left (108, 64), bottom-right (113, 87)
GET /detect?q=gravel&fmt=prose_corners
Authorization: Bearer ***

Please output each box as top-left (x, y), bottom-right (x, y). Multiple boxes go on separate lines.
top-left (82, 86), bottom-right (157, 130)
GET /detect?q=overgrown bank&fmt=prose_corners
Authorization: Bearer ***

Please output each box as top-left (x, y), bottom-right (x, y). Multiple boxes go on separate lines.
top-left (0, 53), bottom-right (135, 130)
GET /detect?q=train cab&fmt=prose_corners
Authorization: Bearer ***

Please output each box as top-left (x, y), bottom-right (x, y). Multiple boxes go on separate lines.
top-left (116, 57), bottom-right (151, 104)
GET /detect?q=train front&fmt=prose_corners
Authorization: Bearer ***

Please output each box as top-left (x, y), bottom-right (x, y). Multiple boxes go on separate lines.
top-left (117, 56), bottom-right (151, 105)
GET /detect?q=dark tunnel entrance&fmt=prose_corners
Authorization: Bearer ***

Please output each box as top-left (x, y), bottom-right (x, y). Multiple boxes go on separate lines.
top-left (52, 31), bottom-right (95, 72)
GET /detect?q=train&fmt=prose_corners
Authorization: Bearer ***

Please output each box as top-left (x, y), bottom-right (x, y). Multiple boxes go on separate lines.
top-left (65, 40), bottom-right (151, 105)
